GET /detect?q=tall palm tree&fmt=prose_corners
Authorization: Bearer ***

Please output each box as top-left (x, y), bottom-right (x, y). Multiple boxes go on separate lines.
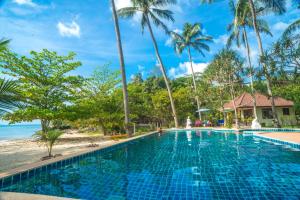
top-left (118, 0), bottom-right (179, 127)
top-left (204, 0), bottom-right (286, 127)
top-left (111, 0), bottom-right (131, 135)
top-left (227, 0), bottom-right (272, 122)
top-left (170, 23), bottom-right (212, 120)
top-left (246, 0), bottom-right (286, 128)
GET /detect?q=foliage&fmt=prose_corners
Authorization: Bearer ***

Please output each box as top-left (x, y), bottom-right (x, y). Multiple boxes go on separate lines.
top-left (225, 112), bottom-right (233, 128)
top-left (34, 129), bottom-right (63, 157)
top-left (0, 79), bottom-right (20, 116)
top-left (0, 49), bottom-right (82, 133)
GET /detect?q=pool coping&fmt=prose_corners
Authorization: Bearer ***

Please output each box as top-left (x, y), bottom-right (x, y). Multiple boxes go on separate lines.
top-left (0, 131), bottom-right (158, 184)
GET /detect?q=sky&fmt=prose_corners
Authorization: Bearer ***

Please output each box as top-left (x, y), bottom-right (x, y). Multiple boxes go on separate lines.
top-left (0, 0), bottom-right (299, 125)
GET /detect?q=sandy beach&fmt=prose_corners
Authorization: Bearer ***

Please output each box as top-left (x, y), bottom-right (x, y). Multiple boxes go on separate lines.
top-left (0, 130), bottom-right (113, 173)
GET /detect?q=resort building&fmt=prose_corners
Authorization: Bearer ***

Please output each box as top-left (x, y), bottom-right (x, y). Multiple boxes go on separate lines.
top-left (223, 92), bottom-right (297, 127)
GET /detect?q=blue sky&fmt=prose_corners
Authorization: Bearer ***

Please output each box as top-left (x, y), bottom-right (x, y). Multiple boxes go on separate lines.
top-left (0, 0), bottom-right (299, 125)
top-left (1, 0), bottom-right (299, 81)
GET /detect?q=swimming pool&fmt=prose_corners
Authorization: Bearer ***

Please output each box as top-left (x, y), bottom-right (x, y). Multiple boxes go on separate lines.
top-left (1, 130), bottom-right (300, 199)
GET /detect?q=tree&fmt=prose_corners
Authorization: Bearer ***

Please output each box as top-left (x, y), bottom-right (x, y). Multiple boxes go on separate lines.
top-left (0, 49), bottom-right (82, 133)
top-left (111, 0), bottom-right (131, 135)
top-left (0, 40), bottom-right (20, 116)
top-left (170, 22), bottom-right (212, 120)
top-left (70, 65), bottom-right (124, 135)
top-left (247, 0), bottom-right (286, 127)
top-left (0, 38), bottom-right (10, 52)
top-left (283, 19), bottom-right (300, 38)
top-left (227, 0), bottom-right (272, 121)
top-left (204, 49), bottom-right (244, 128)
top-left (203, 0), bottom-right (287, 128)
top-left (118, 0), bottom-right (179, 127)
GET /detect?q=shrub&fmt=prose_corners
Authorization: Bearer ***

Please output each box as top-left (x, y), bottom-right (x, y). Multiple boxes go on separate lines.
top-left (34, 130), bottom-right (63, 158)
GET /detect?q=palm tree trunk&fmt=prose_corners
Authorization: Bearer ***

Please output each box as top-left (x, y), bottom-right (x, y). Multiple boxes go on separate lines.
top-left (187, 47), bottom-right (201, 120)
top-left (248, 0), bottom-right (280, 128)
top-left (111, 0), bottom-right (131, 135)
top-left (242, 26), bottom-right (258, 120)
top-left (145, 15), bottom-right (179, 128)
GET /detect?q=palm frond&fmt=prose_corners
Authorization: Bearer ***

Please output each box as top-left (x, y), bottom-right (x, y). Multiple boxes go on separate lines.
top-left (117, 7), bottom-right (139, 18)
top-left (0, 79), bottom-right (21, 116)
top-left (0, 38), bottom-right (10, 52)
top-left (282, 19), bottom-right (300, 38)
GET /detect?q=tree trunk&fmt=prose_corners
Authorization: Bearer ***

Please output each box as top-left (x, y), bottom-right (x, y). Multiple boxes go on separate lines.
top-left (248, 0), bottom-right (280, 128)
top-left (41, 119), bottom-right (49, 133)
top-left (145, 15), bottom-right (179, 128)
top-left (229, 79), bottom-right (239, 129)
top-left (242, 26), bottom-right (258, 119)
top-left (111, 0), bottom-right (132, 135)
top-left (188, 47), bottom-right (201, 120)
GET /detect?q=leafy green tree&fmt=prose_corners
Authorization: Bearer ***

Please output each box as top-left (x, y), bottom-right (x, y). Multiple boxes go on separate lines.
top-left (204, 49), bottom-right (244, 128)
top-left (170, 22), bottom-right (212, 119)
top-left (70, 65), bottom-right (124, 135)
top-left (118, 0), bottom-right (179, 127)
top-left (0, 49), bottom-right (82, 133)
top-left (111, 0), bottom-right (131, 135)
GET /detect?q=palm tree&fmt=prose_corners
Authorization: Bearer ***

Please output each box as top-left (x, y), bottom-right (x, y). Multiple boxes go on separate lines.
top-left (227, 0), bottom-right (272, 122)
top-left (204, 0), bottom-right (286, 127)
top-left (0, 79), bottom-right (20, 116)
top-left (118, 0), bottom-right (179, 127)
top-left (282, 19), bottom-right (300, 38)
top-left (246, 0), bottom-right (286, 128)
top-left (170, 23), bottom-right (212, 120)
top-left (0, 38), bottom-right (10, 51)
top-left (111, 0), bottom-right (131, 135)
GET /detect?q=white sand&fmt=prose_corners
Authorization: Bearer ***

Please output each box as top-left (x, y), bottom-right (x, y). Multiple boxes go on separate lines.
top-left (0, 130), bottom-right (112, 173)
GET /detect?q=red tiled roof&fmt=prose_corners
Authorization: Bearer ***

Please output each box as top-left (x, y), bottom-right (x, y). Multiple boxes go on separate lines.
top-left (223, 92), bottom-right (294, 110)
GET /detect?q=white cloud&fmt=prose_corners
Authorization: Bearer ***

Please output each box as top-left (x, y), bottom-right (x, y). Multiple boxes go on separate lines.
top-left (57, 21), bottom-right (80, 38)
top-left (168, 62), bottom-right (209, 78)
top-left (272, 22), bottom-right (289, 31)
top-left (114, 0), bottom-right (132, 10)
top-left (13, 0), bottom-right (37, 7)
top-left (213, 34), bottom-right (228, 45)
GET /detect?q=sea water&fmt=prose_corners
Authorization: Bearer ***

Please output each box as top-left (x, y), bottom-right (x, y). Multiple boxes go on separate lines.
top-left (0, 124), bottom-right (41, 140)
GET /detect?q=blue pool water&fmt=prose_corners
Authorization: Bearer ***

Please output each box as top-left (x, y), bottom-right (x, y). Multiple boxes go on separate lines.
top-left (0, 124), bottom-right (41, 140)
top-left (1, 130), bottom-right (300, 199)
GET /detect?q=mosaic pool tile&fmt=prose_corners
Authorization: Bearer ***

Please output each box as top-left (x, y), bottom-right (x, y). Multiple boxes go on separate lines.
top-left (1, 130), bottom-right (300, 199)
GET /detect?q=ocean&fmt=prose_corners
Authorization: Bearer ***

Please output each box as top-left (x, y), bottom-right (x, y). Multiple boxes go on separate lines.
top-left (0, 124), bottom-right (41, 140)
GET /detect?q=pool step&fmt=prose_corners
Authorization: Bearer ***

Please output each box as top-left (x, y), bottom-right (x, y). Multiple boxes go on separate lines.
top-left (0, 192), bottom-right (78, 200)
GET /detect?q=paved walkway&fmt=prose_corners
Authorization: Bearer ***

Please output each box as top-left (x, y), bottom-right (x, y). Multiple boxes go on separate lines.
top-left (257, 132), bottom-right (300, 144)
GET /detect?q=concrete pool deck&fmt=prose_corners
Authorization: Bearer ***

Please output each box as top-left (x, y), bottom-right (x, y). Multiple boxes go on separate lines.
top-left (255, 132), bottom-right (300, 144)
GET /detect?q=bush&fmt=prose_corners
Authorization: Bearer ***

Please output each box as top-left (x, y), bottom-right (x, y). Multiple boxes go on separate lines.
top-left (225, 112), bottom-right (233, 128)
top-left (34, 130), bottom-right (63, 158)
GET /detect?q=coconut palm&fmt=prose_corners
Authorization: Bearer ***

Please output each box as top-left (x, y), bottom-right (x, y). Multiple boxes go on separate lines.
top-left (170, 23), bottom-right (212, 120)
top-left (282, 19), bottom-right (300, 38)
top-left (227, 0), bottom-right (272, 122)
top-left (0, 38), bottom-right (9, 52)
top-left (118, 0), bottom-right (179, 127)
top-left (204, 0), bottom-right (286, 127)
top-left (246, 0), bottom-right (286, 127)
top-left (111, 0), bottom-right (131, 135)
